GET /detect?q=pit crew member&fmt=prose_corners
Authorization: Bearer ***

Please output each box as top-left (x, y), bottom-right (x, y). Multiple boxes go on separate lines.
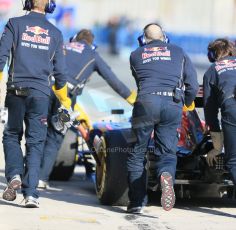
top-left (127, 23), bottom-right (198, 213)
top-left (38, 29), bottom-right (136, 188)
top-left (0, 0), bottom-right (71, 207)
top-left (204, 38), bottom-right (236, 185)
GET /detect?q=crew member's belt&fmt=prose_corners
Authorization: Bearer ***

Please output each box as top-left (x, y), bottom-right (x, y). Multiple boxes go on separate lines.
top-left (150, 91), bottom-right (174, 96)
top-left (67, 82), bottom-right (75, 90)
top-left (7, 87), bottom-right (29, 96)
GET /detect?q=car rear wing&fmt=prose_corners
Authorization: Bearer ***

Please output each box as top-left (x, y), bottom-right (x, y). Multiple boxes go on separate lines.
top-left (194, 85), bottom-right (203, 108)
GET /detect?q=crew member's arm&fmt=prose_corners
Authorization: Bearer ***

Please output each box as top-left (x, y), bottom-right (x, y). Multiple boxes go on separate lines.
top-left (129, 53), bottom-right (139, 89)
top-left (183, 53), bottom-right (199, 107)
top-left (52, 32), bottom-right (71, 109)
top-left (0, 19), bottom-right (14, 78)
top-left (203, 67), bottom-right (220, 132)
top-left (94, 52), bottom-right (136, 105)
top-left (203, 67), bottom-right (223, 166)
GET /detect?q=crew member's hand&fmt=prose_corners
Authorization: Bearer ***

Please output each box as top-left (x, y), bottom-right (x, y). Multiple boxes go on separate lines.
top-left (206, 131), bottom-right (224, 167)
top-left (206, 149), bottom-right (220, 167)
top-left (74, 103), bottom-right (92, 130)
top-left (77, 124), bottom-right (89, 141)
top-left (126, 90), bottom-right (137, 105)
top-left (183, 101), bottom-right (195, 112)
top-left (52, 83), bottom-right (71, 109)
top-left (0, 71), bottom-right (3, 81)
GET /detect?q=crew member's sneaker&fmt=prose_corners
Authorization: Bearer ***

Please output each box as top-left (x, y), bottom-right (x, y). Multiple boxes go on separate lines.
top-left (25, 196), bottom-right (39, 208)
top-left (2, 175), bottom-right (22, 201)
top-left (37, 180), bottom-right (49, 189)
top-left (160, 172), bottom-right (175, 211)
top-left (127, 205), bottom-right (144, 214)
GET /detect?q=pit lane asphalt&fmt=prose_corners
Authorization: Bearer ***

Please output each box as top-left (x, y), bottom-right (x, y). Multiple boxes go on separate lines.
top-left (1, 162), bottom-right (236, 230)
top-left (0, 50), bottom-right (236, 230)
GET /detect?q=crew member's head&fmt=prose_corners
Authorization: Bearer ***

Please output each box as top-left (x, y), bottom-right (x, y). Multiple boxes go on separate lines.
top-left (24, 0), bottom-right (56, 14)
top-left (71, 29), bottom-right (95, 46)
top-left (207, 38), bottom-right (236, 62)
top-left (144, 23), bottom-right (165, 43)
top-left (137, 23), bottom-right (168, 46)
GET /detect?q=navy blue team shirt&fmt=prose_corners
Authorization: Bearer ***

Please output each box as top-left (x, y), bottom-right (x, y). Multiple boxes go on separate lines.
top-left (64, 40), bottom-right (131, 99)
top-left (203, 56), bottom-right (236, 132)
top-left (130, 39), bottom-right (199, 106)
top-left (0, 11), bottom-right (67, 95)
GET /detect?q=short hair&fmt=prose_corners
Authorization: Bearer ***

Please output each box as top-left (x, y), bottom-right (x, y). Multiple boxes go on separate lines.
top-left (32, 0), bottom-right (48, 11)
top-left (208, 38), bottom-right (236, 61)
top-left (74, 29), bottom-right (94, 45)
top-left (144, 23), bottom-right (164, 42)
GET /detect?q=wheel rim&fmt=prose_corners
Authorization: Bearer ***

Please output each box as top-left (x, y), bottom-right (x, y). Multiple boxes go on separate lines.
top-left (96, 137), bottom-right (107, 198)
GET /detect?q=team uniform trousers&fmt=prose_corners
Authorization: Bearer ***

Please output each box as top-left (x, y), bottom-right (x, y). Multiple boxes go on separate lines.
top-left (3, 88), bottom-right (49, 198)
top-left (127, 94), bottom-right (182, 207)
top-left (221, 97), bottom-right (236, 184)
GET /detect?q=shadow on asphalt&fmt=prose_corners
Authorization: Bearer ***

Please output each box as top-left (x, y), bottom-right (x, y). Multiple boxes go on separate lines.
top-left (147, 191), bottom-right (236, 219)
top-left (1, 168), bottom-right (236, 219)
top-left (0, 199), bottom-right (26, 208)
top-left (39, 170), bottom-right (236, 219)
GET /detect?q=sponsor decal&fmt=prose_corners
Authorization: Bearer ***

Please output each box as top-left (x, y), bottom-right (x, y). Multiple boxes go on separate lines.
top-left (40, 117), bottom-right (48, 126)
top-left (144, 47), bottom-right (167, 52)
top-left (26, 26), bottom-right (49, 36)
top-left (215, 59), bottom-right (236, 74)
top-left (65, 42), bottom-right (85, 53)
top-left (21, 26), bottom-right (51, 45)
top-left (142, 46), bottom-right (171, 63)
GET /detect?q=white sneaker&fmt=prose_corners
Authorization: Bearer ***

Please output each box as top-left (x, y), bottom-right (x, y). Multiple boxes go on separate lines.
top-left (37, 180), bottom-right (49, 189)
top-left (25, 196), bottom-right (39, 208)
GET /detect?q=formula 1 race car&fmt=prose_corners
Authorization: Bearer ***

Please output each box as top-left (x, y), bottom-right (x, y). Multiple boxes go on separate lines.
top-left (50, 87), bottom-right (235, 206)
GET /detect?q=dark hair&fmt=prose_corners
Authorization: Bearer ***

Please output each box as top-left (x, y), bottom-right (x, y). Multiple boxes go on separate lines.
top-left (208, 38), bottom-right (236, 61)
top-left (75, 29), bottom-right (94, 45)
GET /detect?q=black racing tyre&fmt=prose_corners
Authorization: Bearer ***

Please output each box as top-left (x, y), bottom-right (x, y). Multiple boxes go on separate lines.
top-left (50, 129), bottom-right (78, 181)
top-left (95, 129), bottom-right (135, 206)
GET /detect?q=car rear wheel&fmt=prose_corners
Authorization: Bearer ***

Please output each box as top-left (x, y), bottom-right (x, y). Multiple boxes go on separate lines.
top-left (49, 129), bottom-right (78, 181)
top-left (96, 129), bottom-right (133, 206)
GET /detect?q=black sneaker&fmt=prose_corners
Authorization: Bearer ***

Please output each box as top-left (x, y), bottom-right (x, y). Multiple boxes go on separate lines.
top-left (25, 196), bottom-right (39, 208)
top-left (2, 175), bottom-right (22, 201)
top-left (160, 172), bottom-right (175, 211)
top-left (127, 206), bottom-right (143, 214)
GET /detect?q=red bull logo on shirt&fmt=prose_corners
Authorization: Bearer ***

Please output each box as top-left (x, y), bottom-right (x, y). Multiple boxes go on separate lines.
top-left (26, 26), bottom-right (49, 36)
top-left (65, 42), bottom-right (85, 53)
top-left (144, 47), bottom-right (168, 52)
top-left (22, 26), bottom-right (50, 45)
top-left (142, 46), bottom-right (171, 60)
top-left (215, 59), bottom-right (236, 73)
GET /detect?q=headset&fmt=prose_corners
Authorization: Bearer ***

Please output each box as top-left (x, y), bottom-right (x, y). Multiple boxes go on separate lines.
top-left (137, 23), bottom-right (169, 47)
top-left (69, 34), bottom-right (77, 43)
top-left (207, 49), bottom-right (216, 63)
top-left (207, 38), bottom-right (234, 63)
top-left (23, 0), bottom-right (56, 14)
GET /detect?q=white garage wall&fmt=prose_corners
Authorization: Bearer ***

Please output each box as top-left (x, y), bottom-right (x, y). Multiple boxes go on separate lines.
top-left (4, 0), bottom-right (236, 36)
top-left (72, 0), bottom-right (236, 36)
